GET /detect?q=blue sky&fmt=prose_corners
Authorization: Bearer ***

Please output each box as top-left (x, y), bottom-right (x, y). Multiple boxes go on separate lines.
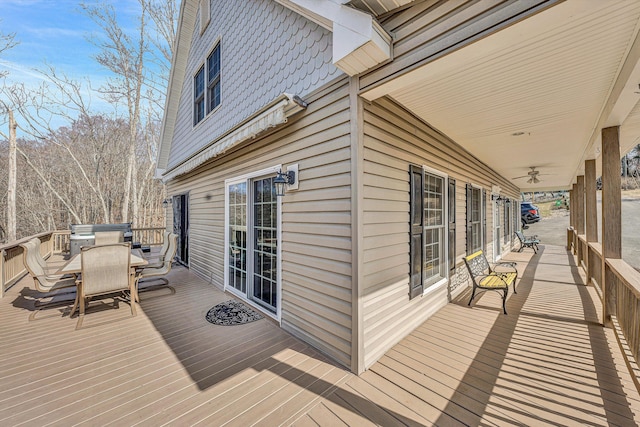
top-left (0, 0), bottom-right (151, 132)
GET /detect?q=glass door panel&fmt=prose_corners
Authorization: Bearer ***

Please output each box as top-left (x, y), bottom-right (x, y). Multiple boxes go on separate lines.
top-left (228, 182), bottom-right (247, 294)
top-left (252, 177), bottom-right (278, 312)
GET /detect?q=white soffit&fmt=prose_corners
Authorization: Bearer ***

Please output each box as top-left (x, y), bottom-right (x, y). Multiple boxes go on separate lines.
top-left (161, 94), bottom-right (306, 182)
top-left (348, 0), bottom-right (414, 17)
top-left (362, 0), bottom-right (640, 191)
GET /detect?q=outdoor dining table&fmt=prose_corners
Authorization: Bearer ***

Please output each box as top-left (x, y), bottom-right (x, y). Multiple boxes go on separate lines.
top-left (57, 248), bottom-right (148, 275)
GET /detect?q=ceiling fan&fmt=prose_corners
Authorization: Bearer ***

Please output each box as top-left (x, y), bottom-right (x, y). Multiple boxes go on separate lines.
top-left (512, 167), bottom-right (542, 184)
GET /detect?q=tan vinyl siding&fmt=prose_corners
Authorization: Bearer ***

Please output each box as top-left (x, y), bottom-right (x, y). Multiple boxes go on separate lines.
top-left (360, 0), bottom-right (559, 92)
top-left (166, 78), bottom-right (353, 367)
top-left (361, 96), bottom-right (518, 368)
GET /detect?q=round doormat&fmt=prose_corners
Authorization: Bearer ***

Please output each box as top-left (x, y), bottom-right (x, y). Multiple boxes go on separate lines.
top-left (205, 300), bottom-right (264, 326)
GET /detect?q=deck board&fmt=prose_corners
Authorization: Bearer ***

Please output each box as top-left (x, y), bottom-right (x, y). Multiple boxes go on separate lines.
top-left (1, 244), bottom-right (639, 426)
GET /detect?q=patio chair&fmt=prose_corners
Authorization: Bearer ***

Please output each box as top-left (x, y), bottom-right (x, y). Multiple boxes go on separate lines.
top-left (74, 242), bottom-right (136, 330)
top-left (26, 237), bottom-right (64, 276)
top-left (135, 233), bottom-right (178, 300)
top-left (144, 230), bottom-right (171, 268)
top-left (94, 230), bottom-right (124, 245)
top-left (20, 239), bottom-right (77, 320)
top-left (515, 230), bottom-right (540, 253)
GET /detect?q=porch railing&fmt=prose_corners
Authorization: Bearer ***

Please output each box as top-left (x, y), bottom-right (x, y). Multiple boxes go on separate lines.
top-left (1, 227), bottom-right (166, 298)
top-left (569, 228), bottom-right (640, 390)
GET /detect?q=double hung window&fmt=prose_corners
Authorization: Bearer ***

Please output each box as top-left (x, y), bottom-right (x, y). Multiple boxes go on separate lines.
top-left (466, 185), bottom-right (486, 255)
top-left (207, 44), bottom-right (221, 113)
top-left (409, 165), bottom-right (449, 299)
top-left (193, 41), bottom-right (221, 125)
top-left (193, 66), bottom-right (205, 125)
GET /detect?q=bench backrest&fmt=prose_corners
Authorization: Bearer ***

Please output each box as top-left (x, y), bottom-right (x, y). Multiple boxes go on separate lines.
top-left (515, 230), bottom-right (526, 242)
top-left (464, 250), bottom-right (491, 279)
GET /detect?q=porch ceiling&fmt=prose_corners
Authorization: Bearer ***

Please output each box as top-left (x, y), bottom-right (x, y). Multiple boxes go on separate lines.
top-left (361, 0), bottom-right (640, 191)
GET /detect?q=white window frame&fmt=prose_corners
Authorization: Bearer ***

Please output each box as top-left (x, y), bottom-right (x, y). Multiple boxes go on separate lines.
top-left (206, 38), bottom-right (222, 115)
top-left (224, 165), bottom-right (282, 322)
top-left (421, 165), bottom-right (449, 296)
top-left (493, 198), bottom-right (502, 262)
top-left (469, 183), bottom-right (484, 255)
top-left (193, 65), bottom-right (205, 126)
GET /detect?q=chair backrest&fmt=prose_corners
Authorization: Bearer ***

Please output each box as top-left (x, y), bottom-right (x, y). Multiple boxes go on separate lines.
top-left (20, 239), bottom-right (56, 291)
top-left (21, 239), bottom-right (45, 278)
top-left (150, 233), bottom-right (178, 276)
top-left (80, 243), bottom-right (131, 297)
top-left (157, 230), bottom-right (171, 262)
top-left (27, 237), bottom-right (49, 271)
top-left (94, 231), bottom-right (124, 246)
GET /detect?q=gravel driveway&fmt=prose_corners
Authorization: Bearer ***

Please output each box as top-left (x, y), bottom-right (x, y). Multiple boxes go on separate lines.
top-left (522, 199), bottom-right (640, 270)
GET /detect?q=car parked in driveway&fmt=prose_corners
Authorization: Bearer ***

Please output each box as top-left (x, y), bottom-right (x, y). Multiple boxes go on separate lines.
top-left (521, 202), bottom-right (541, 225)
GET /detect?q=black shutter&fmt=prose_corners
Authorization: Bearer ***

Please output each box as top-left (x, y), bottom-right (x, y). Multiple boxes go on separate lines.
top-left (503, 199), bottom-right (509, 244)
top-left (409, 165), bottom-right (424, 299)
top-left (448, 179), bottom-right (456, 273)
top-left (466, 184), bottom-right (472, 255)
top-left (482, 189), bottom-right (487, 252)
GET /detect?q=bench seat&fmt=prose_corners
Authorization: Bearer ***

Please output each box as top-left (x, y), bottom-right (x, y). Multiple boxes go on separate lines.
top-left (479, 272), bottom-right (517, 288)
top-left (464, 250), bottom-right (518, 314)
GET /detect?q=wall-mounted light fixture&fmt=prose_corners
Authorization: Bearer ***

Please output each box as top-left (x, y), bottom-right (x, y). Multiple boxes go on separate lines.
top-left (504, 198), bottom-right (512, 207)
top-left (162, 198), bottom-right (172, 208)
top-left (274, 169), bottom-right (296, 197)
top-left (491, 194), bottom-right (504, 205)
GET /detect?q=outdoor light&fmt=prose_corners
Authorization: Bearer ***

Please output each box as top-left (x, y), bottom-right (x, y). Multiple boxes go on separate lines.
top-left (491, 194), bottom-right (503, 205)
top-left (505, 199), bottom-right (512, 207)
top-left (162, 198), bottom-right (172, 208)
top-left (274, 169), bottom-right (296, 197)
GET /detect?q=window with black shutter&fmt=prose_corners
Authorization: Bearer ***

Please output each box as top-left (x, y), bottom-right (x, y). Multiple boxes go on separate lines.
top-left (409, 165), bottom-right (424, 299)
top-left (466, 184), bottom-right (484, 255)
top-left (448, 179), bottom-right (456, 273)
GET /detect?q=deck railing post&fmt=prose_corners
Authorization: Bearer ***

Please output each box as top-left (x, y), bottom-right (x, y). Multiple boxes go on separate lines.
top-left (585, 160), bottom-right (597, 285)
top-left (601, 126), bottom-right (622, 323)
top-left (576, 175), bottom-right (585, 263)
top-left (0, 249), bottom-right (5, 298)
top-left (571, 184), bottom-right (578, 254)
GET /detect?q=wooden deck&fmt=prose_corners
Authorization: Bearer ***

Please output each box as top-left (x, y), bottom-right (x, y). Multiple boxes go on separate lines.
top-left (1, 244), bottom-right (639, 426)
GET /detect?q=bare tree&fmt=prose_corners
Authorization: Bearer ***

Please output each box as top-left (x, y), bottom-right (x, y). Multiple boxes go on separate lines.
top-left (81, 0), bottom-right (178, 225)
top-left (0, 27), bottom-right (18, 78)
top-left (6, 109), bottom-right (16, 242)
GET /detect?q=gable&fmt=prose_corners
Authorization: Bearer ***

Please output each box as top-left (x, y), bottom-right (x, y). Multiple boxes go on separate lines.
top-left (157, 0), bottom-right (342, 179)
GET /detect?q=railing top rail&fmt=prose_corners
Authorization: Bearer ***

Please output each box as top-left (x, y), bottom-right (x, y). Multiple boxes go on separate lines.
top-left (606, 258), bottom-right (640, 300)
top-left (0, 231), bottom-right (54, 253)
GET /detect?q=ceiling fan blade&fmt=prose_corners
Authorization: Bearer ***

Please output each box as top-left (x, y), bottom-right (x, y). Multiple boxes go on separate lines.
top-left (512, 175), bottom-right (529, 179)
top-left (526, 176), bottom-right (541, 184)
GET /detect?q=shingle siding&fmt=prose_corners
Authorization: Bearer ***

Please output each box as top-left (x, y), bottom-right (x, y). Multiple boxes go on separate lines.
top-left (167, 0), bottom-right (342, 171)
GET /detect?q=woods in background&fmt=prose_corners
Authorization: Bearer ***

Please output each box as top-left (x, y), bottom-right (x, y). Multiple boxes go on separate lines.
top-left (0, 0), bottom-right (178, 243)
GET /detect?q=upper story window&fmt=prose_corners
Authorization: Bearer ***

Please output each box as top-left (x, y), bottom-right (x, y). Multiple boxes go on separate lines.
top-left (207, 43), bottom-right (221, 113)
top-left (193, 41), bottom-right (221, 127)
top-left (193, 66), bottom-right (205, 125)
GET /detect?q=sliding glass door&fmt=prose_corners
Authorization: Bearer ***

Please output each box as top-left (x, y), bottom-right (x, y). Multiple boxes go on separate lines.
top-left (226, 170), bottom-right (279, 315)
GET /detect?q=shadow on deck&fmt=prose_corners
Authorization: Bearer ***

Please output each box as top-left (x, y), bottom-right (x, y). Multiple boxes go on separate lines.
top-left (0, 244), bottom-right (639, 426)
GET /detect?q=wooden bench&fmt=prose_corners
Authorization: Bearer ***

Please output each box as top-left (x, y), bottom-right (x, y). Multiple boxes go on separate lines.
top-left (515, 230), bottom-right (540, 253)
top-left (463, 250), bottom-right (518, 314)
